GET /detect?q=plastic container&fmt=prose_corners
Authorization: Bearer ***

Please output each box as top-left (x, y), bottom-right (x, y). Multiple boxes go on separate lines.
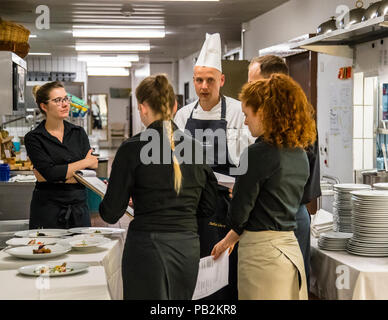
top-left (13, 136), bottom-right (20, 152)
top-left (20, 145), bottom-right (27, 161)
top-left (0, 164), bottom-right (10, 182)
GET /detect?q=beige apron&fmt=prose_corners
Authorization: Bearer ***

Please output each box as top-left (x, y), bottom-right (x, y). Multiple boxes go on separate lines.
top-left (238, 230), bottom-right (308, 300)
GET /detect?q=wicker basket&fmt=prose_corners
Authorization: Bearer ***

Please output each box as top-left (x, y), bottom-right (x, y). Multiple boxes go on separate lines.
top-left (0, 17), bottom-right (30, 43)
top-left (0, 41), bottom-right (30, 58)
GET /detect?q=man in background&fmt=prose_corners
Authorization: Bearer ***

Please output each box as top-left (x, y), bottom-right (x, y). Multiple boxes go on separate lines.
top-left (248, 55), bottom-right (322, 288)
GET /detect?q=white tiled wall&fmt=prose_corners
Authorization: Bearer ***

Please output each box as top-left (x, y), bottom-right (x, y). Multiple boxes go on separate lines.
top-left (26, 56), bottom-right (88, 97)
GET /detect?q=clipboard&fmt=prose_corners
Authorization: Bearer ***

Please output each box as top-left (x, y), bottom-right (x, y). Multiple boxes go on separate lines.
top-left (74, 170), bottom-right (134, 217)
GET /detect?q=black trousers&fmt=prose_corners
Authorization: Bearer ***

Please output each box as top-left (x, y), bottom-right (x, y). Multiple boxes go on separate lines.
top-left (197, 187), bottom-right (238, 300)
top-left (122, 230), bottom-right (200, 300)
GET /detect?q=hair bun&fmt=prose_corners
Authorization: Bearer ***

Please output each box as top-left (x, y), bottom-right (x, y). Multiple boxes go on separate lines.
top-left (32, 85), bottom-right (41, 99)
top-left (155, 74), bottom-right (168, 88)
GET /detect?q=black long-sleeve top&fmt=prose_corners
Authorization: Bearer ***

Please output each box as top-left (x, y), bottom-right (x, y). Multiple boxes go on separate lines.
top-left (24, 120), bottom-right (90, 189)
top-left (228, 137), bottom-right (309, 235)
top-left (99, 120), bottom-right (218, 233)
top-left (301, 135), bottom-right (321, 204)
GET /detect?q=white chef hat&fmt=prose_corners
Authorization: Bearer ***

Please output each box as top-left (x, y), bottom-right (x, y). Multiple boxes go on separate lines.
top-left (195, 33), bottom-right (222, 73)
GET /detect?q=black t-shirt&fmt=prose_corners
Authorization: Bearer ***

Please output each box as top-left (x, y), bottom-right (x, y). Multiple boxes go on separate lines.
top-left (24, 120), bottom-right (90, 185)
top-left (301, 135), bottom-right (322, 204)
top-left (228, 137), bottom-right (310, 235)
top-left (99, 120), bottom-right (218, 234)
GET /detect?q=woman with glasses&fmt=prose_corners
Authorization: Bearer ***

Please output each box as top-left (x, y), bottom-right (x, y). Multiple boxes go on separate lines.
top-left (25, 81), bottom-right (98, 229)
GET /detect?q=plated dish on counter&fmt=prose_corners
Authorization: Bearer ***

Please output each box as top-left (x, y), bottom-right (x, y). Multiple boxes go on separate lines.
top-left (18, 262), bottom-right (89, 277)
top-left (5, 244), bottom-right (71, 260)
top-left (68, 227), bottom-right (125, 235)
top-left (6, 237), bottom-right (61, 247)
top-left (59, 235), bottom-right (111, 251)
top-left (14, 229), bottom-right (72, 238)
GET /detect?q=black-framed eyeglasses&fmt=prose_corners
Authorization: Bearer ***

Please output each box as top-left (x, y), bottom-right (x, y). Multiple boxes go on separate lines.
top-left (47, 95), bottom-right (71, 106)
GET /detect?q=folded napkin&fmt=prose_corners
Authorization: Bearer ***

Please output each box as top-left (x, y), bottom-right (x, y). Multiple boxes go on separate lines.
top-left (9, 175), bottom-right (37, 183)
top-left (311, 209), bottom-right (333, 238)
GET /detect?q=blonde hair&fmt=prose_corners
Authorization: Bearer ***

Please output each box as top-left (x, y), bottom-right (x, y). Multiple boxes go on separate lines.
top-left (135, 74), bottom-right (182, 194)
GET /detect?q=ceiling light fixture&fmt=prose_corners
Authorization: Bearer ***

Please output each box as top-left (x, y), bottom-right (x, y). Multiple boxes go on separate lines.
top-left (86, 61), bottom-right (132, 67)
top-left (75, 43), bottom-right (150, 51)
top-left (77, 54), bottom-right (139, 62)
top-left (72, 28), bottom-right (165, 38)
top-left (73, 25), bottom-right (164, 29)
top-left (28, 52), bottom-right (52, 56)
top-left (88, 67), bottom-right (130, 76)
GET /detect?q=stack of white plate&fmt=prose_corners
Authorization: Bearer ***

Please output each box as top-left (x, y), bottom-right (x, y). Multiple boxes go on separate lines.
top-left (333, 184), bottom-right (371, 233)
top-left (347, 189), bottom-right (388, 257)
top-left (373, 183), bottom-right (388, 191)
top-left (318, 231), bottom-right (352, 251)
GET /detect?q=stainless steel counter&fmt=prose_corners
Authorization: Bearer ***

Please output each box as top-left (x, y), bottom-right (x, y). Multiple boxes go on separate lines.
top-left (0, 181), bottom-right (34, 221)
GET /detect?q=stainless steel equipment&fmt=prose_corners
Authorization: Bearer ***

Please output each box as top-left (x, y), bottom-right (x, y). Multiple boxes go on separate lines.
top-left (362, 170), bottom-right (388, 186)
top-left (0, 181), bottom-right (34, 220)
top-left (0, 219), bottom-right (29, 249)
top-left (96, 157), bottom-right (109, 179)
top-left (0, 51), bottom-right (27, 116)
top-left (317, 17), bottom-right (337, 35)
top-left (362, 1), bottom-right (381, 21)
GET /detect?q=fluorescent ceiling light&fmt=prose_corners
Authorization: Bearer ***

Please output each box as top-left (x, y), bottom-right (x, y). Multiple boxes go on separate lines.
top-left (87, 61), bottom-right (132, 67)
top-left (147, 0), bottom-right (219, 1)
top-left (28, 52), bottom-right (52, 56)
top-left (29, 35), bottom-right (37, 38)
top-left (77, 54), bottom-right (139, 62)
top-left (73, 25), bottom-right (164, 29)
top-left (88, 67), bottom-right (130, 76)
top-left (76, 43), bottom-right (150, 51)
top-left (72, 28), bottom-right (165, 38)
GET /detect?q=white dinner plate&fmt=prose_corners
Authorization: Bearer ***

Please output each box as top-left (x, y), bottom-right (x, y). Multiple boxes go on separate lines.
top-left (59, 236), bottom-right (111, 250)
top-left (5, 244), bottom-right (71, 260)
top-left (373, 183), bottom-right (388, 190)
top-left (15, 229), bottom-right (71, 238)
top-left (334, 184), bottom-right (371, 190)
top-left (319, 231), bottom-right (353, 239)
top-left (18, 262), bottom-right (89, 277)
top-left (5, 238), bottom-right (61, 247)
top-left (68, 227), bottom-right (125, 235)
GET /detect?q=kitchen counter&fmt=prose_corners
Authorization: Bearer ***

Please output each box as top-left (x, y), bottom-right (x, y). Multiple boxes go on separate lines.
top-left (0, 181), bottom-right (34, 221)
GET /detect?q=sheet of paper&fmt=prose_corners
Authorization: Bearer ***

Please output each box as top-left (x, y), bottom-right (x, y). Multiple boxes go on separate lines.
top-left (78, 169), bottom-right (98, 177)
top-left (192, 250), bottom-right (229, 300)
top-left (214, 172), bottom-right (235, 189)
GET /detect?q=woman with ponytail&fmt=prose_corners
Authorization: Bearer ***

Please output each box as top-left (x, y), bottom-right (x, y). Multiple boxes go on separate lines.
top-left (99, 74), bottom-right (218, 300)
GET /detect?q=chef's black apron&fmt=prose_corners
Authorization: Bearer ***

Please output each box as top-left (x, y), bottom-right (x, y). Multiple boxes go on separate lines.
top-left (185, 96), bottom-right (238, 300)
top-left (29, 182), bottom-right (91, 229)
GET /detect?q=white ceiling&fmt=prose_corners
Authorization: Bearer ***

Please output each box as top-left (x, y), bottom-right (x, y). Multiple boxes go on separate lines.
top-left (0, 0), bottom-right (289, 63)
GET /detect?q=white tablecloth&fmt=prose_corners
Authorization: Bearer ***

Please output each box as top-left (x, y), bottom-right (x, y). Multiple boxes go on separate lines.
top-left (310, 238), bottom-right (388, 299)
top-left (0, 236), bottom-right (124, 300)
top-left (0, 266), bottom-right (110, 300)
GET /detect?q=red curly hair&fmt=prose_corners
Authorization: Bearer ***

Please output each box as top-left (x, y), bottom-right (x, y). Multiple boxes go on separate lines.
top-left (239, 73), bottom-right (316, 149)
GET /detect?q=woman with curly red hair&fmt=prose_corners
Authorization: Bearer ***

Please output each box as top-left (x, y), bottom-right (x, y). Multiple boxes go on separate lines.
top-left (211, 73), bottom-right (316, 300)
